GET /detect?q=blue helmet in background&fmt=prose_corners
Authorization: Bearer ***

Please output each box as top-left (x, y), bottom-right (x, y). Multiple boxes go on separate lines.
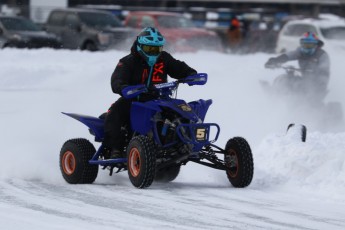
top-left (300, 32), bottom-right (320, 56)
top-left (137, 27), bottom-right (166, 66)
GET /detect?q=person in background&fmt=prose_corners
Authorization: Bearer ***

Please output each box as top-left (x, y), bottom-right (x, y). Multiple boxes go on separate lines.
top-left (227, 16), bottom-right (242, 53)
top-left (102, 27), bottom-right (197, 159)
top-left (265, 32), bottom-right (330, 98)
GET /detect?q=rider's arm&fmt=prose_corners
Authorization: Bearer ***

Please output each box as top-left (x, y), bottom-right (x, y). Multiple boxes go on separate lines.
top-left (265, 53), bottom-right (289, 67)
top-left (265, 49), bottom-right (300, 67)
top-left (163, 52), bottom-right (197, 79)
top-left (284, 49), bottom-right (300, 61)
top-left (110, 58), bottom-right (131, 96)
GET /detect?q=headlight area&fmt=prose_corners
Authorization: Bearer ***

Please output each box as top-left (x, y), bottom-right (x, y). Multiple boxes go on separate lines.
top-left (97, 33), bottom-right (111, 45)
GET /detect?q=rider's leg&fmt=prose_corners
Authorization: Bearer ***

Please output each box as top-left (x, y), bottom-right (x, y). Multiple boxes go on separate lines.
top-left (103, 97), bottom-right (131, 158)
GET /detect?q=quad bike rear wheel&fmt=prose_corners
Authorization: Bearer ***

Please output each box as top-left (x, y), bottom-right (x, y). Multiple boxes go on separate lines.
top-left (224, 137), bottom-right (254, 188)
top-left (127, 135), bottom-right (156, 188)
top-left (59, 138), bottom-right (98, 184)
top-left (155, 164), bottom-right (181, 182)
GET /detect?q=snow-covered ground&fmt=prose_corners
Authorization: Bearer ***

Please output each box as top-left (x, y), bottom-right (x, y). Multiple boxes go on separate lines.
top-left (0, 48), bottom-right (344, 230)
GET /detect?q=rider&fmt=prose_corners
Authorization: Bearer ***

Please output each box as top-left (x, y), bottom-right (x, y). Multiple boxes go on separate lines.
top-left (103, 27), bottom-right (197, 159)
top-left (265, 32), bottom-right (330, 97)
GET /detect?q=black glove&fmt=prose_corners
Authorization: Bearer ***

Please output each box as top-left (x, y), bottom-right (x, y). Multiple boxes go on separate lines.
top-left (139, 86), bottom-right (159, 102)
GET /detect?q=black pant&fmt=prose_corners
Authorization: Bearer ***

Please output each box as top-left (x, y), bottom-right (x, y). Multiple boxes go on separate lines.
top-left (103, 97), bottom-right (132, 150)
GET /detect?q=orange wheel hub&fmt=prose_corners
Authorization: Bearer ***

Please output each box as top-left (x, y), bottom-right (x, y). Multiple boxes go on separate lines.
top-left (129, 148), bottom-right (141, 177)
top-left (62, 151), bottom-right (76, 175)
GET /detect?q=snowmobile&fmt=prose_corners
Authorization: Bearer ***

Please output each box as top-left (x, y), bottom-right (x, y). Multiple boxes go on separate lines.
top-left (59, 73), bottom-right (254, 189)
top-left (261, 64), bottom-right (343, 130)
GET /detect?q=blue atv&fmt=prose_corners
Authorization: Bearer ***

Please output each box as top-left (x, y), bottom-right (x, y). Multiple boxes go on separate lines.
top-left (59, 73), bottom-right (254, 188)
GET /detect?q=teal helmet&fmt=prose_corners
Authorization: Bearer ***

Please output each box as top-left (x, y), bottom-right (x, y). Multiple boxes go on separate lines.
top-left (136, 27), bottom-right (166, 66)
top-left (300, 32), bottom-right (319, 56)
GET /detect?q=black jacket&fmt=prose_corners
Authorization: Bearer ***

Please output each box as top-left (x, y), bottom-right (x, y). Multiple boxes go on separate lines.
top-left (111, 41), bottom-right (197, 96)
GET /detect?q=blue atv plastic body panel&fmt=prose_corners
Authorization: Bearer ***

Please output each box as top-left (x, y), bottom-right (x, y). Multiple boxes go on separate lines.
top-left (62, 112), bottom-right (105, 142)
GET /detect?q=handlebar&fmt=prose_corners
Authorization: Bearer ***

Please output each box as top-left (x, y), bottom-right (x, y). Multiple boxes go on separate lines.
top-left (281, 65), bottom-right (301, 72)
top-left (122, 73), bottom-right (208, 99)
top-left (266, 64), bottom-right (301, 74)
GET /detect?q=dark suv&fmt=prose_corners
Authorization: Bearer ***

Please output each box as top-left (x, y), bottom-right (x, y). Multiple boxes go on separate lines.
top-left (0, 15), bottom-right (61, 49)
top-left (45, 8), bottom-right (136, 51)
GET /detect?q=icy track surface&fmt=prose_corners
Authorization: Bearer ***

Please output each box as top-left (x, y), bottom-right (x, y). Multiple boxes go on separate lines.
top-left (0, 48), bottom-right (344, 230)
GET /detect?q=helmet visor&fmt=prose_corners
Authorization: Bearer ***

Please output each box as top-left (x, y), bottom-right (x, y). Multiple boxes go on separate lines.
top-left (141, 45), bottom-right (163, 56)
top-left (301, 42), bottom-right (317, 49)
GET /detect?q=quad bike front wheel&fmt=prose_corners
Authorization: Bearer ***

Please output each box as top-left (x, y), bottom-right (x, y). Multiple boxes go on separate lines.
top-left (59, 138), bottom-right (98, 184)
top-left (224, 137), bottom-right (254, 188)
top-left (127, 135), bottom-right (156, 188)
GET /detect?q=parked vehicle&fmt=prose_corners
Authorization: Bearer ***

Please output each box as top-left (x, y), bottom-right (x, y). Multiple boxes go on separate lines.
top-left (0, 15), bottom-right (61, 49)
top-left (59, 73), bottom-right (254, 188)
top-left (124, 11), bottom-right (223, 52)
top-left (275, 14), bottom-right (345, 53)
top-left (45, 8), bottom-right (136, 51)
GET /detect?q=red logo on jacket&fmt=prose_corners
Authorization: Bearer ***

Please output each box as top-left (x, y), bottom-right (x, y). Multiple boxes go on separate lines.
top-left (141, 62), bottom-right (164, 84)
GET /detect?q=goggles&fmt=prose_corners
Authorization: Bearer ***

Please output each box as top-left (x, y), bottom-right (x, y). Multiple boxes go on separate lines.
top-left (141, 45), bottom-right (163, 56)
top-left (300, 42), bottom-right (317, 49)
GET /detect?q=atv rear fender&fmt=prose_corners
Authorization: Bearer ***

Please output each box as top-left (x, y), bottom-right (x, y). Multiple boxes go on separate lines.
top-left (62, 112), bottom-right (104, 142)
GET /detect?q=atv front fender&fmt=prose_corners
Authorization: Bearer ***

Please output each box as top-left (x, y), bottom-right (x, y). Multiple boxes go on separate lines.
top-left (188, 99), bottom-right (212, 121)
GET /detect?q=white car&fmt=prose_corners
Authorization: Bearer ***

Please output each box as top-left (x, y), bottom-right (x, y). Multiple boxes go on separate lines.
top-left (275, 14), bottom-right (345, 53)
